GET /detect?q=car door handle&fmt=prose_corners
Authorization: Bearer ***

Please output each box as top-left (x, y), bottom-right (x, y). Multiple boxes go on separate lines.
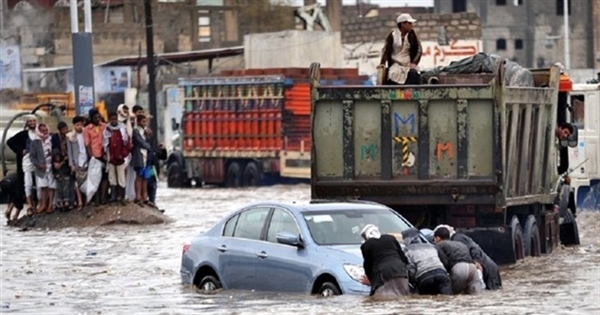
top-left (256, 251), bottom-right (268, 259)
top-left (217, 245), bottom-right (227, 252)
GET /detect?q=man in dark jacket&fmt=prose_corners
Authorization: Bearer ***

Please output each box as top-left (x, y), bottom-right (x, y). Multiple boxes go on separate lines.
top-left (378, 13), bottom-right (423, 85)
top-left (144, 128), bottom-right (167, 211)
top-left (434, 224), bottom-right (502, 290)
top-left (51, 121), bottom-right (69, 157)
top-left (7, 115), bottom-right (38, 213)
top-left (359, 224), bottom-right (410, 297)
top-left (434, 227), bottom-right (482, 295)
top-left (401, 228), bottom-right (452, 295)
top-left (1, 172), bottom-right (24, 222)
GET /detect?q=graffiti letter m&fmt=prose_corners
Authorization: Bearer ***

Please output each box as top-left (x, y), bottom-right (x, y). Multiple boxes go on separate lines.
top-left (393, 113), bottom-right (416, 135)
top-left (360, 143), bottom-right (378, 161)
top-left (436, 142), bottom-right (454, 160)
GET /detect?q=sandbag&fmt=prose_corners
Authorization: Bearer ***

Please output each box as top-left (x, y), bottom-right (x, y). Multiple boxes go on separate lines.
top-left (421, 53), bottom-right (534, 87)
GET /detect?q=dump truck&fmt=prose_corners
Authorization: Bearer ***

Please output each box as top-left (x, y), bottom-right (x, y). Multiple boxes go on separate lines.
top-left (308, 61), bottom-right (581, 265)
top-left (166, 67), bottom-right (371, 188)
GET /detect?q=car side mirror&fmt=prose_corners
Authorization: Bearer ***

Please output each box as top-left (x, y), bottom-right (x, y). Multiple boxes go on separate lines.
top-left (276, 232), bottom-right (303, 248)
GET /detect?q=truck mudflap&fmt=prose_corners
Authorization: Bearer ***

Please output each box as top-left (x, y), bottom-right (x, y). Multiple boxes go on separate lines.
top-left (461, 227), bottom-right (516, 266)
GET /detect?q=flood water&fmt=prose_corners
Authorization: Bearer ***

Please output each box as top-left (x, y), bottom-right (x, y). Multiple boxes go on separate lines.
top-left (1, 183), bottom-right (599, 315)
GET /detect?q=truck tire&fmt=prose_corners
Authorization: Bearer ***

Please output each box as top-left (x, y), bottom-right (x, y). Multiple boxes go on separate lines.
top-left (226, 162), bottom-right (242, 188)
top-left (510, 216), bottom-right (525, 261)
top-left (167, 162), bottom-right (184, 188)
top-left (523, 215), bottom-right (541, 257)
top-left (560, 209), bottom-right (580, 246)
top-left (243, 162), bottom-right (260, 187)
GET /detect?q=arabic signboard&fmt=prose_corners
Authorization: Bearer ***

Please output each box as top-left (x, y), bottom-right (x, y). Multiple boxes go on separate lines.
top-left (0, 45), bottom-right (23, 89)
top-left (343, 40), bottom-right (483, 83)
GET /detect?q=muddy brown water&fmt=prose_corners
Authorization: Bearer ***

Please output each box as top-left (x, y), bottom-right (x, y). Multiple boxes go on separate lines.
top-left (1, 183), bottom-right (599, 315)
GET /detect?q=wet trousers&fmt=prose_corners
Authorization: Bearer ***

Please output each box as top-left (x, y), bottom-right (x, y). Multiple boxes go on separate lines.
top-left (54, 177), bottom-right (73, 204)
top-left (373, 277), bottom-right (410, 298)
top-left (147, 175), bottom-right (157, 203)
top-left (450, 262), bottom-right (482, 295)
top-left (416, 269), bottom-right (453, 295)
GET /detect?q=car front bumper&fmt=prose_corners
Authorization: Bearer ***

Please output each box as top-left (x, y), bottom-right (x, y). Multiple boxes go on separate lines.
top-left (339, 280), bottom-right (370, 295)
top-left (180, 269), bottom-right (193, 285)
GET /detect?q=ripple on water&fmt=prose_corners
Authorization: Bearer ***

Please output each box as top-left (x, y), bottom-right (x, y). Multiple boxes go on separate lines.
top-left (1, 183), bottom-right (599, 315)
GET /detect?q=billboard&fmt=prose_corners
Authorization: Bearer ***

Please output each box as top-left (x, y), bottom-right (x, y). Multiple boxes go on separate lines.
top-left (66, 66), bottom-right (131, 93)
top-left (0, 45), bottom-right (23, 89)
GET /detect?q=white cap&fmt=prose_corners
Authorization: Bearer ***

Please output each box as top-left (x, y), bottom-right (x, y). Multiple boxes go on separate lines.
top-left (360, 224), bottom-right (381, 240)
top-left (23, 114), bottom-right (37, 122)
top-left (396, 13), bottom-right (417, 24)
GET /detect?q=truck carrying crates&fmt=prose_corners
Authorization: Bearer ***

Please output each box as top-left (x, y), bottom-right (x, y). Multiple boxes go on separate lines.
top-left (308, 60), bottom-right (581, 265)
top-left (166, 67), bottom-right (371, 188)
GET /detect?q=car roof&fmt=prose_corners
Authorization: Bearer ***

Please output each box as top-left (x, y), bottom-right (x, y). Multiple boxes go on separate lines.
top-left (237, 200), bottom-right (389, 213)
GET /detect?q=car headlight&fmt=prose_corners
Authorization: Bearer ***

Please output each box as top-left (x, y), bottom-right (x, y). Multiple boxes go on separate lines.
top-left (343, 264), bottom-right (365, 282)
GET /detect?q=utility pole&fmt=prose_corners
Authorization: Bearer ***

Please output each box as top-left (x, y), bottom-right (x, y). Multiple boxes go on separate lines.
top-left (563, 0), bottom-right (570, 70)
top-left (70, 0), bottom-right (96, 116)
top-left (325, 0), bottom-right (342, 32)
top-left (144, 0), bottom-right (158, 146)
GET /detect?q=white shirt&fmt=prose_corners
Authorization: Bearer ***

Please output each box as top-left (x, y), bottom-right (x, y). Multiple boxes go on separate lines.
top-left (387, 30), bottom-right (412, 84)
top-left (22, 129), bottom-right (37, 172)
top-left (42, 137), bottom-right (52, 172)
top-left (136, 126), bottom-right (148, 166)
top-left (77, 132), bottom-right (88, 168)
top-left (391, 29), bottom-right (411, 66)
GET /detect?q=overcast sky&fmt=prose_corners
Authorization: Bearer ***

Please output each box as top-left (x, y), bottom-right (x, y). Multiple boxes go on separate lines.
top-left (290, 0), bottom-right (434, 7)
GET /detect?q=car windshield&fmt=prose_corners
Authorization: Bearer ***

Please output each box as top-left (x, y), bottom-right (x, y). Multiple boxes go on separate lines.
top-left (302, 209), bottom-right (412, 245)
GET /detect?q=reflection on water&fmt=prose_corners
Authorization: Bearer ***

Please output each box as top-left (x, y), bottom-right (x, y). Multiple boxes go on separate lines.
top-left (1, 183), bottom-right (599, 314)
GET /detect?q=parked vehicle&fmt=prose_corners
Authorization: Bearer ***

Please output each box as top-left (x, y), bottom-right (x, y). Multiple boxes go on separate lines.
top-left (166, 68), bottom-right (372, 188)
top-left (308, 60), bottom-right (581, 266)
top-left (180, 201), bottom-right (415, 296)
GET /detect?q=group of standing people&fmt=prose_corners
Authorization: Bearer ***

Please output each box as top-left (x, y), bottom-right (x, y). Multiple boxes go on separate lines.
top-left (359, 224), bottom-right (502, 298)
top-left (3, 104), bottom-right (166, 222)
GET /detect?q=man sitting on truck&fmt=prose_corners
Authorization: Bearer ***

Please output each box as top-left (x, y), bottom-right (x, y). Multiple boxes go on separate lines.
top-left (377, 13), bottom-right (423, 85)
top-left (434, 224), bottom-right (502, 291)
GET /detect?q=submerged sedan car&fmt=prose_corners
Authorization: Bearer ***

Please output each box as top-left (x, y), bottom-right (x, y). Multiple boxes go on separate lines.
top-left (180, 201), bottom-right (414, 296)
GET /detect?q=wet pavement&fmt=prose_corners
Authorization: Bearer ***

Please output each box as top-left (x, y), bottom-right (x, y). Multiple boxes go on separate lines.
top-left (1, 183), bottom-right (599, 315)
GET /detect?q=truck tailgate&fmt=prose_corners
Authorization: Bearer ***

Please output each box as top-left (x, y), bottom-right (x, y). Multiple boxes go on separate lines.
top-left (311, 85), bottom-right (498, 204)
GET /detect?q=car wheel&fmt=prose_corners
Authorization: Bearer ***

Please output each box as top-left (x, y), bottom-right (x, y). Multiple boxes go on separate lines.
top-left (318, 282), bottom-right (341, 297)
top-left (198, 275), bottom-right (221, 293)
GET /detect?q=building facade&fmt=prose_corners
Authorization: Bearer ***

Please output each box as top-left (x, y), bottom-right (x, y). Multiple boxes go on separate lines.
top-left (434, 0), bottom-right (598, 70)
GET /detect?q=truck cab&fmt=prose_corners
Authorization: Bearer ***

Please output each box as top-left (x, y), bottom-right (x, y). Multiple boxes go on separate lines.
top-left (568, 82), bottom-right (600, 210)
